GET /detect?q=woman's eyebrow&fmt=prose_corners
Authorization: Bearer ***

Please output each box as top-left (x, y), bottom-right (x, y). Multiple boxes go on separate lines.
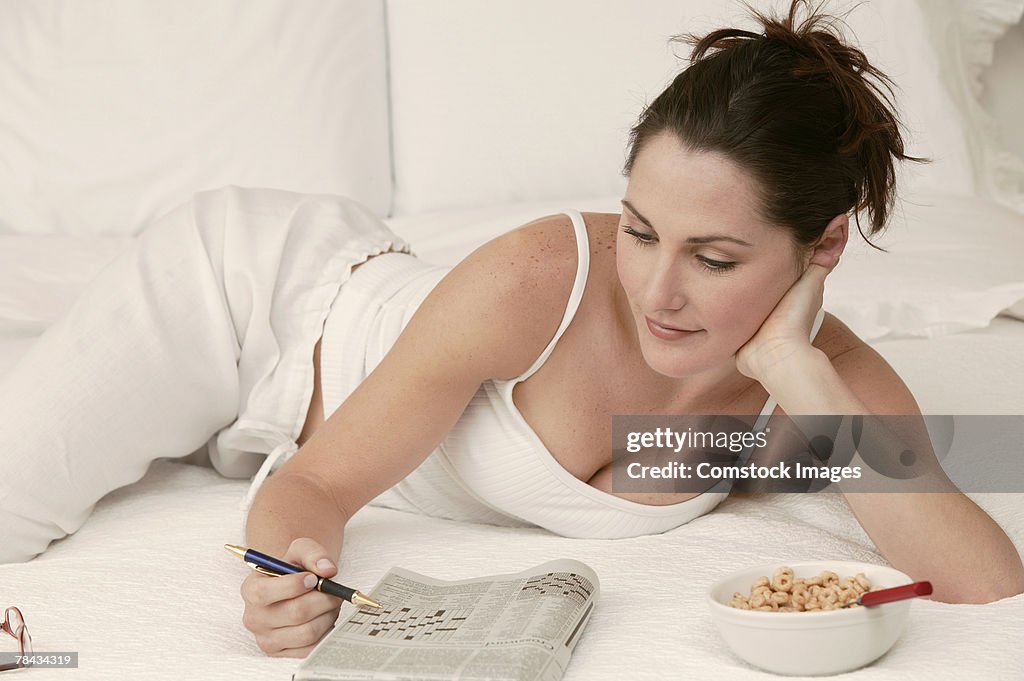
top-left (620, 199), bottom-right (754, 247)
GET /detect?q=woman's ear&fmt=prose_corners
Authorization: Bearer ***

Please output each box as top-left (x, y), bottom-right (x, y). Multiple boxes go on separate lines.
top-left (806, 213), bottom-right (849, 269)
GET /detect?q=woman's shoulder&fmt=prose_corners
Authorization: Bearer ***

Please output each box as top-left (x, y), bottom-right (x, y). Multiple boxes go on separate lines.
top-left (474, 210), bottom-right (620, 293)
top-left (474, 212), bottom-right (585, 295)
top-left (508, 210), bottom-right (618, 256)
top-left (813, 313), bottom-right (922, 416)
top-left (813, 312), bottom-right (863, 361)
top-left (421, 211), bottom-right (599, 381)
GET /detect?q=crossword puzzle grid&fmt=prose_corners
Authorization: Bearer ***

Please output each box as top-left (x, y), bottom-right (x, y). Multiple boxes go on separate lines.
top-left (517, 572), bottom-right (593, 605)
top-left (339, 607), bottom-right (471, 641)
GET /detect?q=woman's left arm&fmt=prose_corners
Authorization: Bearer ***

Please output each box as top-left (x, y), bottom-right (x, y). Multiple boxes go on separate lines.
top-left (758, 347), bottom-right (1024, 604)
top-left (738, 262), bottom-right (1024, 604)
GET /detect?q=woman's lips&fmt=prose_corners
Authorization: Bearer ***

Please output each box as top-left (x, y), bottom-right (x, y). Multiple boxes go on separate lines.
top-left (645, 317), bottom-right (701, 341)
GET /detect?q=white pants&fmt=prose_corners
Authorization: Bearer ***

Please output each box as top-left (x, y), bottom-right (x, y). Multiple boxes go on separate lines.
top-left (0, 186), bottom-right (409, 563)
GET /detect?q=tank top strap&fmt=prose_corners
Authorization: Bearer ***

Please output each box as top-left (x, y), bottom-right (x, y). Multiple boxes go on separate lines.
top-left (514, 209), bottom-right (591, 383)
top-left (753, 306), bottom-right (827, 425)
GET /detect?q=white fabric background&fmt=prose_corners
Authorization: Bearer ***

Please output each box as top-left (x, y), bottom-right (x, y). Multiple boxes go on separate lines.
top-left (0, 0), bottom-right (392, 235)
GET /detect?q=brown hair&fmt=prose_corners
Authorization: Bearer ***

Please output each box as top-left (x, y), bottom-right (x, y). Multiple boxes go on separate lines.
top-left (622, 0), bottom-right (928, 251)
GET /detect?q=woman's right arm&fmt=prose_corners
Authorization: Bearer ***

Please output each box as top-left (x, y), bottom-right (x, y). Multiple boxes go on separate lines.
top-left (239, 214), bottom-right (580, 657)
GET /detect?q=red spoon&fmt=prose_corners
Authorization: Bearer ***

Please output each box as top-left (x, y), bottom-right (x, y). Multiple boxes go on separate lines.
top-left (841, 581), bottom-right (933, 608)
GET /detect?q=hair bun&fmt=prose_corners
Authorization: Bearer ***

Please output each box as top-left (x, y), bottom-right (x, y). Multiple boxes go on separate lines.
top-left (641, 0), bottom-right (928, 244)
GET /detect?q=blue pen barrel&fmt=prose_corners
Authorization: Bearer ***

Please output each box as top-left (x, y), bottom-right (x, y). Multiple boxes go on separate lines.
top-left (238, 545), bottom-right (362, 604)
top-left (245, 548), bottom-right (303, 575)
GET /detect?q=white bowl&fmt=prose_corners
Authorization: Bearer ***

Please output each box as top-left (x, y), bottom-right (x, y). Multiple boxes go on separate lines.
top-left (707, 561), bottom-right (917, 676)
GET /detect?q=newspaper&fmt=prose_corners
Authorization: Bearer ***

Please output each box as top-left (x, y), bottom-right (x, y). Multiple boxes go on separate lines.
top-left (293, 559), bottom-right (600, 681)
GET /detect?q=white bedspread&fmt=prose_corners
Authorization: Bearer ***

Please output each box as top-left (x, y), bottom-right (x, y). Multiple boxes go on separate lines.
top-left (2, 461), bottom-right (1022, 680)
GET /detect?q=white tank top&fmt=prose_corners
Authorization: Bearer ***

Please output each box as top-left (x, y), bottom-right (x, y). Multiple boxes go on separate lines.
top-left (316, 210), bottom-right (827, 539)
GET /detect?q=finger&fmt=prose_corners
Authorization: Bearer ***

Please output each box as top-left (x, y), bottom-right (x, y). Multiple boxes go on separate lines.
top-left (807, 247), bottom-right (840, 270)
top-left (259, 607), bottom-right (339, 656)
top-left (266, 643), bottom-right (317, 659)
top-left (804, 262), bottom-right (831, 278)
top-left (795, 264), bottom-right (830, 298)
top-left (283, 538), bottom-right (338, 578)
top-left (242, 584), bottom-right (337, 637)
top-left (262, 588), bottom-right (341, 629)
top-left (242, 570), bottom-right (319, 608)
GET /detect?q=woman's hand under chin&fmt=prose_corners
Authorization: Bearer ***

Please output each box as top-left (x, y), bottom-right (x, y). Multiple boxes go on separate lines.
top-left (735, 257), bottom-right (838, 383)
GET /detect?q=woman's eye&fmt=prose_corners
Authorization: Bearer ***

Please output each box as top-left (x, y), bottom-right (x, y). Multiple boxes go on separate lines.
top-left (698, 256), bottom-right (737, 274)
top-left (622, 227), bottom-right (738, 274)
top-left (622, 226), bottom-right (655, 247)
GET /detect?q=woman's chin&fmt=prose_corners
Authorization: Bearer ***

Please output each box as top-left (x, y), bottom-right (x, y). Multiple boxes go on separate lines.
top-left (639, 349), bottom-right (704, 379)
top-left (639, 340), bottom-right (737, 381)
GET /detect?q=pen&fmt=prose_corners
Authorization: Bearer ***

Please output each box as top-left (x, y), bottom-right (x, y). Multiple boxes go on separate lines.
top-left (224, 544), bottom-right (382, 608)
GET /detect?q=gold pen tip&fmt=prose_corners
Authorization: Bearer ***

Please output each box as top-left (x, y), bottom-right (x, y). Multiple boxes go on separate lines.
top-left (352, 592), bottom-right (383, 609)
top-left (224, 544), bottom-right (247, 558)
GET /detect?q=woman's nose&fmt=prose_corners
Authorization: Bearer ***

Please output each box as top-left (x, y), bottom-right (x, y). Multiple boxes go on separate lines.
top-left (644, 257), bottom-right (687, 311)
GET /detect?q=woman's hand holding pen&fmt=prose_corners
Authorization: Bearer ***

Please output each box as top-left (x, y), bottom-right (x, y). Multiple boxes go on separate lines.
top-left (239, 537), bottom-right (342, 658)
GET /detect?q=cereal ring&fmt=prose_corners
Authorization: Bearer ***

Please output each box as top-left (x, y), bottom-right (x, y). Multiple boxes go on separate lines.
top-left (753, 576), bottom-right (770, 590)
top-left (821, 570), bottom-right (839, 586)
top-left (855, 573), bottom-right (872, 591)
top-left (770, 591), bottom-right (790, 606)
top-left (772, 573), bottom-right (794, 593)
top-left (750, 593), bottom-right (768, 608)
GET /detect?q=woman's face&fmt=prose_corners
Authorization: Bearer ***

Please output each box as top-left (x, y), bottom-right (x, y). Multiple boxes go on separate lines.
top-left (616, 133), bottom-right (805, 379)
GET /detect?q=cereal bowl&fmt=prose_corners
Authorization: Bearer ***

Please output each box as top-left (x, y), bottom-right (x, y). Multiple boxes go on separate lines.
top-left (707, 561), bottom-right (918, 676)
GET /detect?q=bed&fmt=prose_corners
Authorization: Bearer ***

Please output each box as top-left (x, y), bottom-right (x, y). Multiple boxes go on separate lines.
top-left (2, 1), bottom-right (1023, 680)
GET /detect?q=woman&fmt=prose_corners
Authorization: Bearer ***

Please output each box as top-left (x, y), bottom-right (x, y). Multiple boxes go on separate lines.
top-left (0, 0), bottom-right (1020, 658)
top-left (237, 2), bottom-right (1024, 657)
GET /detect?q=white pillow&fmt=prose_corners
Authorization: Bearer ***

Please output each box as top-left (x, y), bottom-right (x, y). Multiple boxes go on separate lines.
top-left (0, 0), bottom-right (390, 235)
top-left (386, 0), bottom-right (977, 217)
top-left (923, 0), bottom-right (1024, 211)
top-left (824, 193), bottom-right (1024, 340)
